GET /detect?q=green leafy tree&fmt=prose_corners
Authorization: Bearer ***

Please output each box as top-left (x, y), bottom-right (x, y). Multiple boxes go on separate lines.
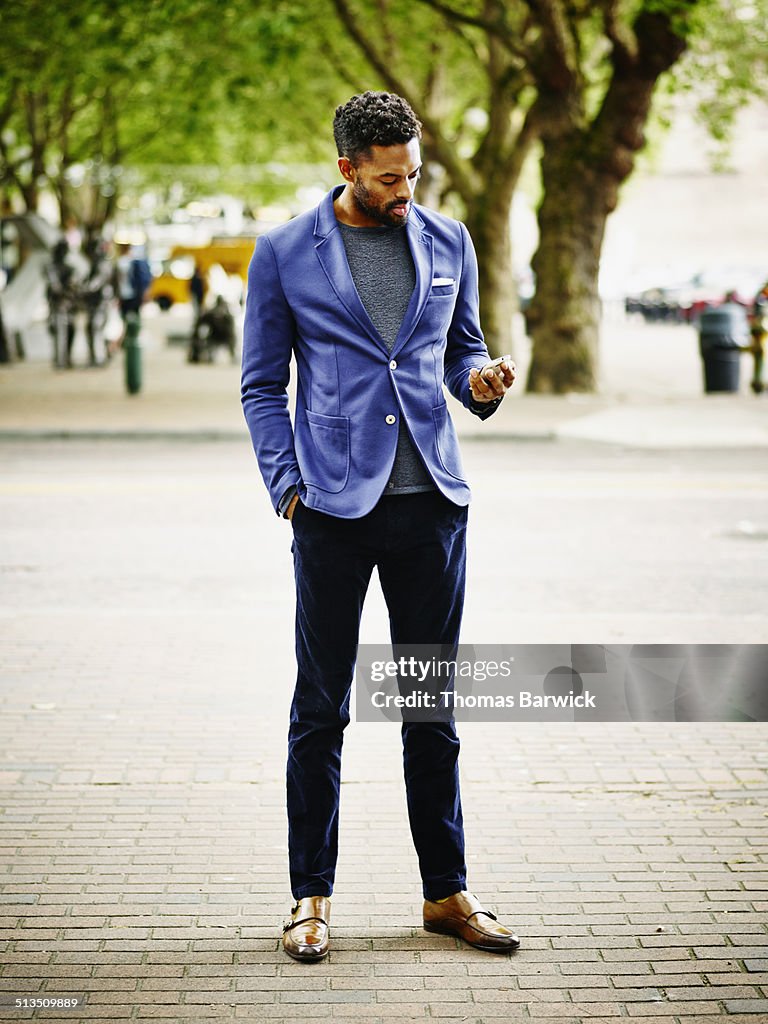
top-left (329, 0), bottom-right (768, 389)
top-left (0, 0), bottom-right (338, 229)
top-left (0, 0), bottom-right (217, 228)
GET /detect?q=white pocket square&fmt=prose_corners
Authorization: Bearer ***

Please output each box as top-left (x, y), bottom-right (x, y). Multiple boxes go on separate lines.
top-left (432, 277), bottom-right (455, 286)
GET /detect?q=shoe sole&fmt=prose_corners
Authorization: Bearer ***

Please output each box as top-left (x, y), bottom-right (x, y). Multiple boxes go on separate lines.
top-left (423, 921), bottom-right (520, 953)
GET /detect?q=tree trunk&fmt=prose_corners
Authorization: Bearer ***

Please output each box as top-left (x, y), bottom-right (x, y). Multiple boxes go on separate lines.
top-left (464, 185), bottom-right (516, 359)
top-left (525, 139), bottom-right (608, 392)
top-left (524, 9), bottom-right (690, 393)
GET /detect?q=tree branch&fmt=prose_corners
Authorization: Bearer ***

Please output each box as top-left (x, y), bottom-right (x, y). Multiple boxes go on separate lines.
top-left (417, 0), bottom-right (532, 63)
top-left (522, 0), bottom-right (580, 89)
top-left (440, 12), bottom-right (486, 65)
top-left (330, 0), bottom-right (479, 198)
top-left (330, 0), bottom-right (417, 99)
top-left (0, 80), bottom-right (19, 131)
top-left (588, 5), bottom-right (694, 185)
top-left (317, 28), bottom-right (369, 94)
top-left (373, 0), bottom-right (397, 58)
top-left (598, 0), bottom-right (638, 66)
top-left (501, 94), bottom-right (540, 182)
top-left (415, 0), bottom-right (501, 34)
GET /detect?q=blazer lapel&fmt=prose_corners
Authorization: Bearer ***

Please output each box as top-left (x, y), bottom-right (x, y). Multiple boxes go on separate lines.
top-left (314, 188), bottom-right (389, 356)
top-left (390, 213), bottom-right (433, 360)
top-left (312, 188), bottom-right (435, 359)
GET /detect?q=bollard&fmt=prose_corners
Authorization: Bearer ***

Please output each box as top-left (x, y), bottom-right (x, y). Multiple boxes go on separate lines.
top-left (53, 310), bottom-right (69, 369)
top-left (749, 325), bottom-right (765, 394)
top-left (124, 312), bottom-right (142, 395)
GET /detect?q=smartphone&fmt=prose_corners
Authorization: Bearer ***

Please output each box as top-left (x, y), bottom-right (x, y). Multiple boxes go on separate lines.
top-left (482, 355), bottom-right (513, 378)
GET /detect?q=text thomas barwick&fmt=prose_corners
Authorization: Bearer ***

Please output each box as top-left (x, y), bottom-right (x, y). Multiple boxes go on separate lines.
top-left (371, 690), bottom-right (597, 710)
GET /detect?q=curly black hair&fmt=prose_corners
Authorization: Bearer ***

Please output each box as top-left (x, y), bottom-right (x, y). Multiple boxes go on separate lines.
top-left (333, 91), bottom-right (422, 165)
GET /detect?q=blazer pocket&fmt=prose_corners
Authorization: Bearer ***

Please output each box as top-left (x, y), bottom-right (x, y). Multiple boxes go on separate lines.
top-left (430, 285), bottom-right (457, 297)
top-left (302, 410), bottom-right (351, 493)
top-left (432, 403), bottom-right (466, 481)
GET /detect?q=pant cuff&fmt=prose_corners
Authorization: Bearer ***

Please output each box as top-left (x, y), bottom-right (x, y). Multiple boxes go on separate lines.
top-left (292, 885), bottom-right (333, 900)
top-left (423, 880), bottom-right (466, 902)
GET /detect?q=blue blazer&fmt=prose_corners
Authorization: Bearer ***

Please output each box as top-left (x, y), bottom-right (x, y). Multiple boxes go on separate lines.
top-left (241, 186), bottom-right (499, 518)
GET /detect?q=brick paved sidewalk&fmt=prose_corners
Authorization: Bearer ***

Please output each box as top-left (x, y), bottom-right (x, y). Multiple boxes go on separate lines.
top-left (1, 441), bottom-right (766, 1023)
top-left (1, 633), bottom-right (766, 1024)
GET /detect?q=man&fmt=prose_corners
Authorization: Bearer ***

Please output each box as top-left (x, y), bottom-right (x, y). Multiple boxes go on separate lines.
top-left (748, 281), bottom-right (767, 393)
top-left (188, 294), bottom-right (236, 363)
top-left (45, 239), bottom-right (80, 369)
top-left (241, 91), bottom-right (519, 962)
top-left (82, 237), bottom-right (114, 366)
top-left (113, 242), bottom-right (152, 347)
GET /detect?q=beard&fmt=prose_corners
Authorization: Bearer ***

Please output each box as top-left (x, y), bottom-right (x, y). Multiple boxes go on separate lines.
top-left (351, 179), bottom-right (409, 228)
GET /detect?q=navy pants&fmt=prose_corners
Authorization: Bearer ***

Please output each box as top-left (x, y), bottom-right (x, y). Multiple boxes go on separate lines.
top-left (288, 490), bottom-right (468, 901)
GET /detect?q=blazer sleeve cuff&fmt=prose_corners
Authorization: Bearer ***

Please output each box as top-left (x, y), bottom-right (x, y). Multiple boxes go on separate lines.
top-left (468, 393), bottom-right (502, 420)
top-left (277, 484), bottom-right (299, 518)
top-left (271, 469), bottom-right (302, 516)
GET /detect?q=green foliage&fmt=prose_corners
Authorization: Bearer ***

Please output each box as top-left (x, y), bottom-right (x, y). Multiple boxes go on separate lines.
top-left (1, 0), bottom-right (766, 226)
top-left (0, 0), bottom-right (350, 220)
top-left (671, 0), bottom-right (768, 162)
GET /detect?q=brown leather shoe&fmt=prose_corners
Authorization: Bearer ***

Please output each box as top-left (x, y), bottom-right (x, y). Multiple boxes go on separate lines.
top-left (282, 896), bottom-right (331, 962)
top-left (423, 891), bottom-right (520, 953)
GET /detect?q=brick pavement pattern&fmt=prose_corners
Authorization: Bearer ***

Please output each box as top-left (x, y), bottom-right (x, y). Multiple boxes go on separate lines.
top-left (1, 439), bottom-right (767, 1023)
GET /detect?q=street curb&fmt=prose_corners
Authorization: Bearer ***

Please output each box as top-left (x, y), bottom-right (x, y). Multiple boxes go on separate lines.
top-left (0, 429), bottom-right (249, 442)
top-left (2, 428), bottom-right (766, 448)
top-left (0, 428), bottom-right (559, 443)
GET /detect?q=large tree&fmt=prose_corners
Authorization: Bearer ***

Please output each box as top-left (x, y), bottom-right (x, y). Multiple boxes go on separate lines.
top-left (522, 0), bottom-right (702, 391)
top-left (330, 0), bottom-right (768, 390)
top-left (0, 0), bottom-right (219, 229)
top-left (0, 0), bottom-right (338, 230)
top-left (521, 0), bottom-right (768, 391)
top-left (3, 0), bottom-right (765, 389)
top-left (404, 0), bottom-right (709, 390)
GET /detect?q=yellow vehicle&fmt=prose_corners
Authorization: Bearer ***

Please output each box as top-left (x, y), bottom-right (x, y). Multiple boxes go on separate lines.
top-left (147, 238), bottom-right (257, 310)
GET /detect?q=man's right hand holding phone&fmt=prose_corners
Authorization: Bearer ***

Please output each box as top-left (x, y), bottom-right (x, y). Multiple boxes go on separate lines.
top-left (469, 355), bottom-right (516, 403)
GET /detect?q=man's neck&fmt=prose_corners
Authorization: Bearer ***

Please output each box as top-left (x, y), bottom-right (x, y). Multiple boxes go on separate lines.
top-left (333, 185), bottom-right (383, 228)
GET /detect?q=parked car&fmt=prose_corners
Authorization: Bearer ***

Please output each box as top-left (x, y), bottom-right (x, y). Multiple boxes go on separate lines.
top-left (624, 268), bottom-right (764, 325)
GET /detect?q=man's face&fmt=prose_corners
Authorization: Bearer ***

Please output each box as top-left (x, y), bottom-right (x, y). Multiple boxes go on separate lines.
top-left (344, 139), bottom-right (422, 228)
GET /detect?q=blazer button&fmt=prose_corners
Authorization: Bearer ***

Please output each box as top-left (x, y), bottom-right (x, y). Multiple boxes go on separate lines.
top-left (385, 414), bottom-right (396, 425)
top-left (389, 359), bottom-right (397, 370)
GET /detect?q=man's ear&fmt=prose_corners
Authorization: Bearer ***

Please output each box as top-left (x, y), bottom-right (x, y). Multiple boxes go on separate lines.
top-left (337, 156), bottom-right (355, 183)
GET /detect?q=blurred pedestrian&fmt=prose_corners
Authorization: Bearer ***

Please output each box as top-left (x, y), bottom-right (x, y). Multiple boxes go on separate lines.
top-left (188, 295), bottom-right (236, 363)
top-left (0, 302), bottom-right (9, 364)
top-left (189, 263), bottom-right (206, 320)
top-left (45, 239), bottom-right (80, 369)
top-left (82, 238), bottom-right (114, 366)
top-left (749, 281), bottom-right (768, 394)
top-left (64, 217), bottom-right (83, 254)
top-left (112, 242), bottom-right (152, 350)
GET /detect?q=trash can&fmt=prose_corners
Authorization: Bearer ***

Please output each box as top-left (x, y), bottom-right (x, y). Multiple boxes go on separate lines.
top-left (698, 304), bottom-right (748, 393)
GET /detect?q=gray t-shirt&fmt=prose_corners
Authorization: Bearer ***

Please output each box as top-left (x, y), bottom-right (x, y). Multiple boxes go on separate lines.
top-left (337, 221), bottom-right (435, 494)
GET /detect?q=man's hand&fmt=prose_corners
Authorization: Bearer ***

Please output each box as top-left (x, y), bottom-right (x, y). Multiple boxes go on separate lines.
top-left (469, 360), bottom-right (516, 402)
top-left (285, 493), bottom-right (300, 520)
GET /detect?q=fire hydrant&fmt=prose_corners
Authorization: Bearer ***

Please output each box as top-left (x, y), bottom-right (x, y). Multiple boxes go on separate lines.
top-left (748, 324), bottom-right (765, 395)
